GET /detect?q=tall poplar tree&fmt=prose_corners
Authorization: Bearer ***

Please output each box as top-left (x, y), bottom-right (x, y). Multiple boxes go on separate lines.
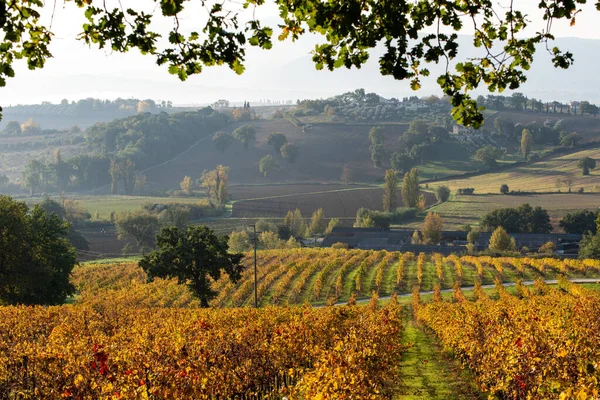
top-left (521, 129), bottom-right (533, 159)
top-left (382, 169), bottom-right (398, 212)
top-left (401, 168), bottom-right (420, 208)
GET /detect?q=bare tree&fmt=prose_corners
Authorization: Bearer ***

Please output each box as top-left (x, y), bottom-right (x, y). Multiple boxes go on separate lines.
top-left (562, 172), bottom-right (575, 193)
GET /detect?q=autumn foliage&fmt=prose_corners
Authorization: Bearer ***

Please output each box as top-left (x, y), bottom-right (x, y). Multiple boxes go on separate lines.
top-left (416, 278), bottom-right (600, 399)
top-left (0, 302), bottom-right (404, 398)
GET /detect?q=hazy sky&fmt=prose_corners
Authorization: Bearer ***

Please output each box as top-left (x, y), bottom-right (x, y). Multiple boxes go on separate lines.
top-left (4, 1), bottom-right (600, 106)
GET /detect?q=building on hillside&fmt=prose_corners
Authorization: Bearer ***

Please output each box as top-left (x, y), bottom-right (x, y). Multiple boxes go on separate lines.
top-left (322, 227), bottom-right (582, 255)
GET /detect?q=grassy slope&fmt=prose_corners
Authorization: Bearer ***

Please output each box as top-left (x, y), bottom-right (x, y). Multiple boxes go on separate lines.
top-left (435, 147), bottom-right (600, 193)
top-left (416, 193), bottom-right (600, 230)
top-left (142, 119), bottom-right (407, 186)
top-left (140, 118), bottom-right (494, 187)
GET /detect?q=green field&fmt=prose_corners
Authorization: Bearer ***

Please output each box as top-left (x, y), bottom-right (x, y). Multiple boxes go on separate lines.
top-left (435, 147), bottom-right (600, 193)
top-left (413, 193), bottom-right (600, 230)
top-left (27, 194), bottom-right (211, 219)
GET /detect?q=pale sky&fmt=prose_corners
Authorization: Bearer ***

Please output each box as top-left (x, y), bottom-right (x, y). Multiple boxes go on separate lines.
top-left (4, 1), bottom-right (600, 106)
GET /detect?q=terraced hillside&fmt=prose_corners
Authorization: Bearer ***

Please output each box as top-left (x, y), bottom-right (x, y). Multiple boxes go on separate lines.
top-left (73, 249), bottom-right (600, 308)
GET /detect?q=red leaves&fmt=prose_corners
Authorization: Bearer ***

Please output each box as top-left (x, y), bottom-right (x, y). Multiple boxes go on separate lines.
top-left (197, 320), bottom-right (211, 330)
top-left (90, 343), bottom-right (110, 376)
top-left (515, 337), bottom-right (523, 348)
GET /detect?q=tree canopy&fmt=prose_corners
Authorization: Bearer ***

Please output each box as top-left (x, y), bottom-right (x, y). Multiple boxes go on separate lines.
top-left (0, 196), bottom-right (76, 305)
top-left (0, 1), bottom-right (595, 126)
top-left (139, 225), bottom-right (244, 307)
top-left (559, 210), bottom-right (598, 234)
top-left (481, 203), bottom-right (552, 234)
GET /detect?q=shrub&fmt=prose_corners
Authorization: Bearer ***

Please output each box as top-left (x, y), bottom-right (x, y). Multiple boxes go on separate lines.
top-left (488, 226), bottom-right (516, 252)
top-left (457, 188), bottom-right (475, 195)
top-left (434, 185), bottom-right (451, 202)
top-left (538, 241), bottom-right (556, 254)
top-left (387, 208), bottom-right (417, 223)
top-left (467, 230), bottom-right (480, 244)
top-left (354, 208), bottom-right (390, 229)
top-left (500, 184), bottom-right (509, 194)
top-left (332, 242), bottom-right (349, 249)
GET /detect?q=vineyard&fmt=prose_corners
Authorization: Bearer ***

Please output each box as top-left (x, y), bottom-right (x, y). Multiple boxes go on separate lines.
top-left (4, 249), bottom-right (600, 398)
top-left (71, 249), bottom-right (600, 308)
top-left (0, 301), bottom-right (404, 399)
top-left (415, 278), bottom-right (600, 399)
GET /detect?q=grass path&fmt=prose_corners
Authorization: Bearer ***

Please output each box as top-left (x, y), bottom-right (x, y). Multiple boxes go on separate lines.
top-left (396, 310), bottom-right (482, 399)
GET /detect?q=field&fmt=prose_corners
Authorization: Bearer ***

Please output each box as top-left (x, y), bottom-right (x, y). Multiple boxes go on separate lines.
top-left (436, 147), bottom-right (600, 193)
top-left (420, 193), bottom-right (600, 230)
top-left (231, 185), bottom-right (437, 218)
top-left (228, 183), bottom-right (369, 200)
top-left (24, 194), bottom-right (212, 220)
top-left (0, 133), bottom-right (86, 183)
top-left (3, 248), bottom-right (600, 398)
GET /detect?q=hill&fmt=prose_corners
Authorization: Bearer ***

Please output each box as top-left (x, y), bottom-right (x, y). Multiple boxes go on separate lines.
top-left (414, 193), bottom-right (600, 231)
top-left (434, 146), bottom-right (600, 194)
top-left (489, 109), bottom-right (600, 143)
top-left (143, 119), bottom-right (412, 186)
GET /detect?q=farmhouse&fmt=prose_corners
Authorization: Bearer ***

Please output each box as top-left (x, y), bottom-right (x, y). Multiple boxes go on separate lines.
top-left (322, 227), bottom-right (582, 255)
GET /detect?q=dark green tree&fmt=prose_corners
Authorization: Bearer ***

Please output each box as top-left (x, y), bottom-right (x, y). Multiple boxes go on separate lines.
top-left (481, 203), bottom-right (551, 234)
top-left (280, 143), bottom-right (299, 163)
top-left (267, 133), bottom-right (288, 154)
top-left (139, 226), bottom-right (244, 307)
top-left (213, 131), bottom-right (234, 153)
top-left (368, 126), bottom-right (385, 145)
top-left (0, 196), bottom-right (76, 305)
top-left (401, 168), bottom-right (420, 208)
top-left (370, 144), bottom-right (387, 169)
top-left (233, 125), bottom-right (256, 149)
top-left (475, 146), bottom-right (503, 168)
top-left (560, 132), bottom-right (581, 148)
top-left (434, 185), bottom-right (451, 203)
top-left (559, 210), bottom-right (598, 234)
top-left (578, 157), bottom-right (596, 176)
top-left (390, 152), bottom-right (414, 174)
top-left (382, 169), bottom-right (398, 212)
top-left (579, 232), bottom-right (600, 259)
top-left (500, 184), bottom-right (509, 194)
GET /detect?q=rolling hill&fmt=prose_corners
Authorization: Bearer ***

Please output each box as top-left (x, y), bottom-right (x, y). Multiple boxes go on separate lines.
top-left (142, 119), bottom-right (414, 187)
top-left (435, 146), bottom-right (600, 193)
